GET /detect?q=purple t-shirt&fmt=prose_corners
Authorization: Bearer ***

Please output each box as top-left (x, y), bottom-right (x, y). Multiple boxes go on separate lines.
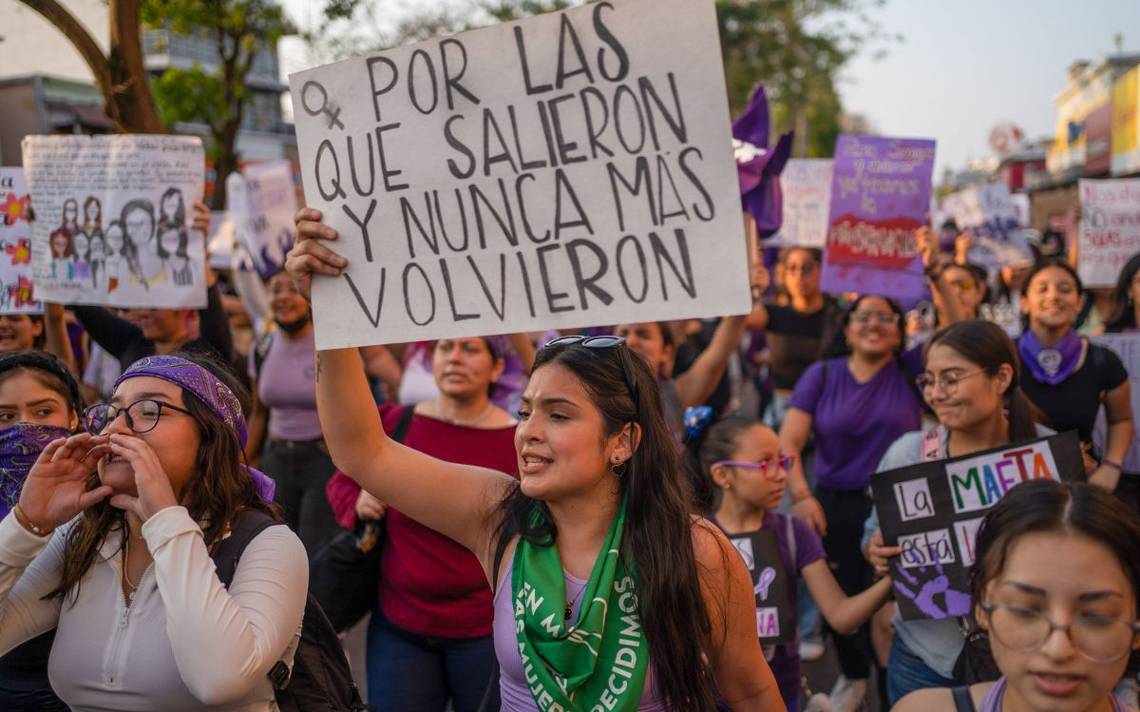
top-left (789, 356), bottom-right (922, 490)
top-left (249, 330), bottom-right (322, 442)
top-left (716, 511), bottom-right (825, 712)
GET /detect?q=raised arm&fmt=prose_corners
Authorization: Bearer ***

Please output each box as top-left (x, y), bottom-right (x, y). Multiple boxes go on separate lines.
top-left (42, 303), bottom-right (77, 376)
top-left (673, 315), bottom-right (748, 409)
top-left (779, 408), bottom-right (826, 535)
top-left (1092, 380), bottom-right (1133, 491)
top-left (287, 208), bottom-right (515, 556)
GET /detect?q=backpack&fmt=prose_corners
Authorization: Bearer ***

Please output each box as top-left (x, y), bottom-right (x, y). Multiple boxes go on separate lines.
top-left (211, 509), bottom-right (369, 712)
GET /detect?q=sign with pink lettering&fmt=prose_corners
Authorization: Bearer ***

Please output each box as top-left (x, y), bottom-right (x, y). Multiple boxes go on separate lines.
top-left (820, 134), bottom-right (935, 301)
top-left (870, 431), bottom-right (1082, 621)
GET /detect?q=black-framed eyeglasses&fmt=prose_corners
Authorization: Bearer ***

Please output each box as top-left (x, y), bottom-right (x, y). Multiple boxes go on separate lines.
top-left (979, 602), bottom-right (1140, 663)
top-left (540, 335), bottom-right (639, 407)
top-left (83, 399), bottom-right (193, 435)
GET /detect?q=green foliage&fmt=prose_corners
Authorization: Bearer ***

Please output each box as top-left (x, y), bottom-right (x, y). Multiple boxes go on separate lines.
top-left (151, 66), bottom-right (226, 157)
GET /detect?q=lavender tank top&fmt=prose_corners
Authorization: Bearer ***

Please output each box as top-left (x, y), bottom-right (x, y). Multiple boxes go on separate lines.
top-left (978, 677), bottom-right (1131, 712)
top-left (493, 556), bottom-right (667, 711)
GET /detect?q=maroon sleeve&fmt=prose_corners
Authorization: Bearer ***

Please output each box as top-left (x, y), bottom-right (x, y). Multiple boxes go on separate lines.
top-left (326, 471), bottom-right (362, 530)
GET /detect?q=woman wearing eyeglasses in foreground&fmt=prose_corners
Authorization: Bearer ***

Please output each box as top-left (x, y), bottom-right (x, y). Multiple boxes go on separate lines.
top-left (893, 480), bottom-right (1140, 712)
top-left (0, 352), bottom-right (305, 710)
top-left (288, 208), bottom-right (783, 711)
top-left (865, 320), bottom-right (1050, 704)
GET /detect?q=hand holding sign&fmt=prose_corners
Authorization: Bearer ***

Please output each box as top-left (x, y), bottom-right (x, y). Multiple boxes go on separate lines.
top-left (286, 207), bottom-right (349, 301)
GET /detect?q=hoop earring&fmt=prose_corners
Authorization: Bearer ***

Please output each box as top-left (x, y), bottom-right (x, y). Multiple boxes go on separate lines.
top-left (611, 460), bottom-right (628, 477)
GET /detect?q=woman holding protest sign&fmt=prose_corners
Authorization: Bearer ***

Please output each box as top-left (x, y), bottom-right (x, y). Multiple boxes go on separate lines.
top-left (1016, 260), bottom-right (1133, 492)
top-left (0, 351), bottom-right (82, 710)
top-left (892, 479), bottom-right (1140, 712)
top-left (0, 351), bottom-right (304, 710)
top-left (288, 207), bottom-right (784, 711)
top-left (864, 319), bottom-right (1051, 704)
top-left (778, 294), bottom-right (923, 709)
top-left (324, 334), bottom-right (517, 712)
top-left (690, 413), bottom-right (893, 711)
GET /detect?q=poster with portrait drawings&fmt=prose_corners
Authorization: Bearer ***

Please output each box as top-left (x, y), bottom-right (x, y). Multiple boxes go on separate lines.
top-left (22, 135), bottom-right (207, 309)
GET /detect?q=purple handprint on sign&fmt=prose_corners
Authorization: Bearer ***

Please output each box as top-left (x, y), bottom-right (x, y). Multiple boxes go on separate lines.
top-left (893, 556), bottom-right (971, 620)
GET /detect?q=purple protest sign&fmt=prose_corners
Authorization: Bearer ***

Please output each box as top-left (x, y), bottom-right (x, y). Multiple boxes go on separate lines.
top-left (820, 134), bottom-right (935, 301)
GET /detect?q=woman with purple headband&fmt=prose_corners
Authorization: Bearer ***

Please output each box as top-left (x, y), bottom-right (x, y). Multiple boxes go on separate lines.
top-left (0, 352), bottom-right (305, 710)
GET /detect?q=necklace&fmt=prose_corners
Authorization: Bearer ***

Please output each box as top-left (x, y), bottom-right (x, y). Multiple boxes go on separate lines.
top-left (123, 535), bottom-right (142, 602)
top-left (564, 591), bottom-right (580, 621)
top-left (433, 401), bottom-right (494, 427)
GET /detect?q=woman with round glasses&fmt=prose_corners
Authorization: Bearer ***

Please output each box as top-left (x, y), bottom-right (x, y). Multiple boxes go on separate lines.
top-left (287, 208), bottom-right (783, 711)
top-left (777, 294), bottom-right (923, 707)
top-left (0, 352), bottom-right (304, 710)
top-left (893, 480), bottom-right (1140, 712)
top-left (691, 414), bottom-right (893, 711)
top-left (865, 320), bottom-right (1049, 704)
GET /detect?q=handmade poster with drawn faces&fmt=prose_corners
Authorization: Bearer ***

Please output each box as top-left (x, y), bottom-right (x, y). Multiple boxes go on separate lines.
top-left (0, 168), bottom-right (42, 314)
top-left (21, 135), bottom-right (207, 308)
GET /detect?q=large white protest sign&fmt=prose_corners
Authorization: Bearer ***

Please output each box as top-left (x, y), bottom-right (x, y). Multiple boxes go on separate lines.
top-left (774, 159), bottom-right (832, 248)
top-left (943, 182), bottom-right (1031, 270)
top-left (227, 160), bottom-right (298, 278)
top-left (0, 169), bottom-right (42, 314)
top-left (22, 135), bottom-right (207, 309)
top-left (289, 0), bottom-right (750, 349)
top-left (1078, 179), bottom-right (1140, 288)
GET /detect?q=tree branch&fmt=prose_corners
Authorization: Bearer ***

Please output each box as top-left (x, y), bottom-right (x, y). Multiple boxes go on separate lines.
top-left (18, 0), bottom-right (113, 96)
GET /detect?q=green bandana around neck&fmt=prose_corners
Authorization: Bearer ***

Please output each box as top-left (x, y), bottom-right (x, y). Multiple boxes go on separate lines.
top-left (512, 498), bottom-right (649, 711)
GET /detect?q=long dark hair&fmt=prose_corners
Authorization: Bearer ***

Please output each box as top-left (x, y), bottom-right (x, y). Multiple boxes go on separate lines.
top-left (822, 293), bottom-right (906, 359)
top-left (1107, 252), bottom-right (1140, 332)
top-left (971, 480), bottom-right (1140, 617)
top-left (496, 340), bottom-right (720, 710)
top-left (688, 416), bottom-right (757, 514)
top-left (49, 351), bottom-right (280, 600)
top-left (119, 199), bottom-right (154, 280)
top-left (924, 320), bottom-right (1039, 442)
top-left (157, 188), bottom-right (189, 260)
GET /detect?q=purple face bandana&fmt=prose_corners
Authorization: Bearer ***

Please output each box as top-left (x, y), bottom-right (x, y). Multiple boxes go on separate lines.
top-left (114, 356), bottom-right (248, 447)
top-left (113, 356), bottom-right (276, 502)
top-left (0, 424), bottom-right (73, 518)
top-left (1018, 329), bottom-right (1082, 385)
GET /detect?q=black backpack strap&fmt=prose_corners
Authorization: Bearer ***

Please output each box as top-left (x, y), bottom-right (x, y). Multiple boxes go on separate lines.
top-left (390, 405), bottom-right (415, 443)
top-left (212, 509), bottom-right (281, 588)
top-left (951, 686), bottom-right (977, 712)
top-left (252, 330), bottom-right (276, 383)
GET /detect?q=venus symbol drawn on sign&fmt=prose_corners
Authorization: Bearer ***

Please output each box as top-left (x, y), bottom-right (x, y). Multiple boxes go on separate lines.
top-left (301, 81), bottom-right (345, 130)
top-left (754, 567), bottom-right (776, 601)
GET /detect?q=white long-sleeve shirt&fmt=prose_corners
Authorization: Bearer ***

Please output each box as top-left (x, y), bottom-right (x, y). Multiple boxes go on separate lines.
top-left (0, 505), bottom-right (308, 711)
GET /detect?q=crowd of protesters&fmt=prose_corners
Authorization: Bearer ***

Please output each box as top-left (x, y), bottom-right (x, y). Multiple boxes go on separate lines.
top-left (0, 190), bottom-right (1132, 712)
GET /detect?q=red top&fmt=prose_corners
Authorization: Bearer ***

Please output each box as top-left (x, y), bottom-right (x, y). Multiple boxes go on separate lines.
top-left (325, 403), bottom-right (518, 638)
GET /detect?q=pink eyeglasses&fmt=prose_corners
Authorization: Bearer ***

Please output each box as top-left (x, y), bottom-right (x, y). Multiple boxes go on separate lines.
top-left (713, 455), bottom-right (795, 479)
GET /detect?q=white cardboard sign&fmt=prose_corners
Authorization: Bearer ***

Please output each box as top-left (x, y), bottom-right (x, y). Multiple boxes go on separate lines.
top-left (288, 0), bottom-right (750, 348)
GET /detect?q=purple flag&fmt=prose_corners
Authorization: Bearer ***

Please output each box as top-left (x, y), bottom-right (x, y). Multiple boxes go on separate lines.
top-left (732, 85), bottom-right (793, 239)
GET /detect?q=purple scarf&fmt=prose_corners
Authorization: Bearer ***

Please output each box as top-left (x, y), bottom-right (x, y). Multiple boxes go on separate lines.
top-left (0, 424), bottom-right (73, 520)
top-left (1018, 329), bottom-right (1082, 385)
top-left (114, 356), bottom-right (275, 502)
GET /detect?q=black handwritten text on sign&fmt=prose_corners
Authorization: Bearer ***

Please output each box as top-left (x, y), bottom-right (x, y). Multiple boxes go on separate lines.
top-left (288, 0), bottom-right (750, 348)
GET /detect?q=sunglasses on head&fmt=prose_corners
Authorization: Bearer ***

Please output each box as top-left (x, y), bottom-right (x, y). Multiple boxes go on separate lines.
top-left (540, 335), bottom-right (639, 407)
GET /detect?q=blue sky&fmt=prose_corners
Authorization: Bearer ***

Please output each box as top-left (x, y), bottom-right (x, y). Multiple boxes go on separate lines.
top-left (838, 0), bottom-right (1140, 176)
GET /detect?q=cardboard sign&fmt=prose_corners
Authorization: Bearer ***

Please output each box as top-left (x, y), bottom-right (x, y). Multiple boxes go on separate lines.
top-left (22, 135), bottom-right (207, 308)
top-left (227, 160), bottom-right (298, 278)
top-left (728, 528), bottom-right (793, 645)
top-left (0, 169), bottom-right (42, 314)
top-left (1092, 334), bottom-right (1140, 473)
top-left (943, 183), bottom-right (1031, 270)
top-left (1078, 179), bottom-right (1140, 288)
top-left (774, 159), bottom-right (832, 248)
top-left (820, 134), bottom-right (934, 300)
top-left (871, 431), bottom-right (1083, 621)
top-left (288, 0), bottom-right (750, 349)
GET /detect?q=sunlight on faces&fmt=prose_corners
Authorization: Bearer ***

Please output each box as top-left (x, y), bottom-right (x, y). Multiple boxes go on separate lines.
top-left (922, 344), bottom-right (1011, 432)
top-left (943, 265), bottom-right (983, 314)
top-left (977, 532), bottom-right (1139, 712)
top-left (1022, 267), bottom-right (1081, 331)
top-left (614, 322), bottom-right (672, 377)
top-left (268, 271), bottom-right (310, 325)
top-left (0, 371), bottom-right (76, 430)
top-left (0, 315), bottom-right (42, 353)
top-left (96, 377), bottom-right (199, 500)
top-left (844, 296), bottom-right (901, 358)
top-left (432, 337), bottom-right (503, 402)
top-left (712, 424), bottom-right (787, 510)
top-left (515, 363), bottom-right (631, 502)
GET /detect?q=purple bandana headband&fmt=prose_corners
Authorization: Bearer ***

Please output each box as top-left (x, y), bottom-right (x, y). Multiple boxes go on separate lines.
top-left (114, 355), bottom-right (249, 447)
